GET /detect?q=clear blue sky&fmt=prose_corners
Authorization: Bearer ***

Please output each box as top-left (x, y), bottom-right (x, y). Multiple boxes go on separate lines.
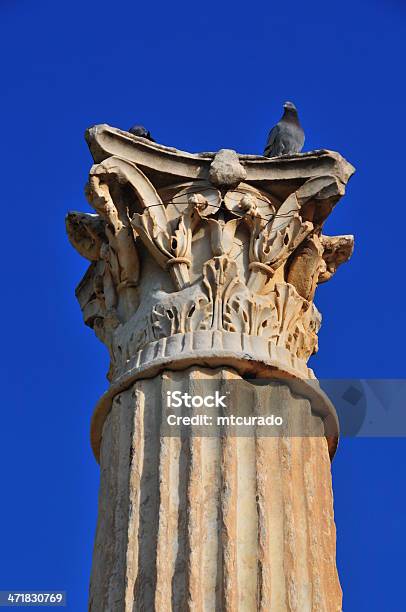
top-left (1, 1), bottom-right (405, 609)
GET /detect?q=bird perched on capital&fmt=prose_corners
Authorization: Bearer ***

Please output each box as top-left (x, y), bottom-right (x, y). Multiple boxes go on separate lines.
top-left (128, 124), bottom-right (155, 141)
top-left (264, 101), bottom-right (305, 157)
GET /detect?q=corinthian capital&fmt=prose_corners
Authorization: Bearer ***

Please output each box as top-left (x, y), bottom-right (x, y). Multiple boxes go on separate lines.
top-left (67, 124), bottom-right (354, 460)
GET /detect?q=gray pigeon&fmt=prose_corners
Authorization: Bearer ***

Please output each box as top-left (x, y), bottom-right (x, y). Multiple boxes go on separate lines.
top-left (128, 124), bottom-right (155, 141)
top-left (264, 101), bottom-right (304, 157)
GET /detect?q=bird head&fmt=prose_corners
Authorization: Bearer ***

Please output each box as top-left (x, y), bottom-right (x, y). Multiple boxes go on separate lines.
top-left (283, 101), bottom-right (298, 112)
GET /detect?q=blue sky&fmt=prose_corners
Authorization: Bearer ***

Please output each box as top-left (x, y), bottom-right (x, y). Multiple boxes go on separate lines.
top-left (0, 1), bottom-right (405, 609)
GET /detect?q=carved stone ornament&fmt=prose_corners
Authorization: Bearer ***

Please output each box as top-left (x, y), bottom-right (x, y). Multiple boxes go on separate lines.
top-left (66, 125), bottom-right (354, 460)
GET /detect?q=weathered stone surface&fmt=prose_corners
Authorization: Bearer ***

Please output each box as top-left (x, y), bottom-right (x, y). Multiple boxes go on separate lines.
top-left (90, 368), bottom-right (342, 612)
top-left (208, 148), bottom-right (247, 188)
top-left (67, 125), bottom-right (354, 611)
top-left (319, 234), bottom-right (354, 283)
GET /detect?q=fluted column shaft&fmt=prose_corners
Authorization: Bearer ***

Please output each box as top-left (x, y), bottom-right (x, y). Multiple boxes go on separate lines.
top-left (89, 368), bottom-right (341, 612)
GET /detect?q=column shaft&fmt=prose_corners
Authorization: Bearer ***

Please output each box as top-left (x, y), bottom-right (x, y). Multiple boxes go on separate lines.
top-left (89, 368), bottom-right (341, 612)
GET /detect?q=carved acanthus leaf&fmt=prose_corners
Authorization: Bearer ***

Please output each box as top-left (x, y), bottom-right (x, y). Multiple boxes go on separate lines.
top-left (272, 283), bottom-right (307, 349)
top-left (203, 257), bottom-right (246, 330)
top-left (224, 295), bottom-right (277, 337)
top-left (131, 202), bottom-right (195, 290)
top-left (151, 296), bottom-right (211, 338)
top-left (247, 190), bottom-right (313, 293)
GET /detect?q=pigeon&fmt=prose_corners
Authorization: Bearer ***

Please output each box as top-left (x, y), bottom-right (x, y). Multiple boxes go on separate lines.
top-left (128, 124), bottom-right (155, 141)
top-left (264, 101), bottom-right (305, 157)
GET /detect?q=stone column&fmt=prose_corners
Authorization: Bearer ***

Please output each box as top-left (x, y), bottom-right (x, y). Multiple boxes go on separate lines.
top-left (67, 125), bottom-right (354, 611)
